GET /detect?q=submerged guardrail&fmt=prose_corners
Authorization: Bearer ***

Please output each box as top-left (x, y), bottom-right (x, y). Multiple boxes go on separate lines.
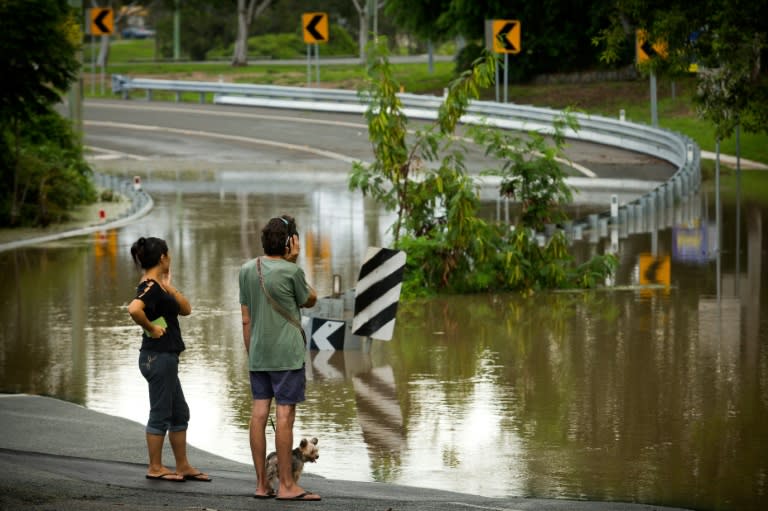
top-left (0, 173), bottom-right (153, 253)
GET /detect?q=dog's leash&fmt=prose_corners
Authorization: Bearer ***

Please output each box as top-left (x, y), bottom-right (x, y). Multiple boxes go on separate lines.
top-left (269, 416), bottom-right (276, 433)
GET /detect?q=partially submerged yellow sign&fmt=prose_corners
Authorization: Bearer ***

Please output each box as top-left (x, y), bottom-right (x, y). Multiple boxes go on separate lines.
top-left (639, 253), bottom-right (671, 287)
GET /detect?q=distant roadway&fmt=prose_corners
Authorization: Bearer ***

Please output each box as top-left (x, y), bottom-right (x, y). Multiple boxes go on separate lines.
top-left (83, 99), bottom-right (677, 202)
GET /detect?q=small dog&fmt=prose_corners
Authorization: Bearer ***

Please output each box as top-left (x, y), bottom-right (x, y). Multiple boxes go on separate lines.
top-left (266, 437), bottom-right (319, 492)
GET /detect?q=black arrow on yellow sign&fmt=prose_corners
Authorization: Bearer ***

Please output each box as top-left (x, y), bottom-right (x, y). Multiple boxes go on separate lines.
top-left (497, 22), bottom-right (518, 52)
top-left (641, 40), bottom-right (660, 59)
top-left (643, 259), bottom-right (663, 282)
top-left (93, 10), bottom-right (110, 34)
top-left (306, 15), bottom-right (325, 41)
top-left (492, 19), bottom-right (521, 54)
top-left (89, 8), bottom-right (114, 35)
top-left (302, 13), bottom-right (328, 44)
top-left (636, 29), bottom-right (667, 63)
top-left (639, 253), bottom-right (671, 291)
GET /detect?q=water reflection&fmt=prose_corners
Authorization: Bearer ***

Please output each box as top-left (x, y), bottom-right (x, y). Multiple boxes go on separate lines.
top-left (0, 187), bottom-right (766, 511)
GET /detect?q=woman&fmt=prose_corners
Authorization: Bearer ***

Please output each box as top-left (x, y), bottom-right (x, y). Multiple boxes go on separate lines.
top-left (127, 236), bottom-right (211, 483)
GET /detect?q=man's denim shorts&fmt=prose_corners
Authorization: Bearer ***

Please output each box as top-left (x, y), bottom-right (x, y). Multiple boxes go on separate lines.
top-left (249, 367), bottom-right (305, 405)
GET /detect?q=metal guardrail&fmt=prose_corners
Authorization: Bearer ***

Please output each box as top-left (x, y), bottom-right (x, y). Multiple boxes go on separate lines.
top-left (0, 173), bottom-right (153, 253)
top-left (111, 75), bottom-right (701, 235)
top-left (92, 172), bottom-right (154, 220)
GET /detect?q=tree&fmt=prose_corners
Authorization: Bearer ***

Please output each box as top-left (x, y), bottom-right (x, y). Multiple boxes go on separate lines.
top-left (385, 0), bottom-right (452, 44)
top-left (350, 0), bottom-right (389, 62)
top-left (0, 0), bottom-right (95, 227)
top-left (385, 0), bottom-right (615, 80)
top-left (349, 39), bottom-right (616, 295)
top-left (593, 0), bottom-right (767, 138)
top-left (232, 0), bottom-right (272, 66)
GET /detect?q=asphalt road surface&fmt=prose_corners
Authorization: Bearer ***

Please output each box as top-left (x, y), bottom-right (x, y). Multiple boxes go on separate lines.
top-left (81, 99), bottom-right (676, 204)
top-left (0, 394), bottom-right (693, 511)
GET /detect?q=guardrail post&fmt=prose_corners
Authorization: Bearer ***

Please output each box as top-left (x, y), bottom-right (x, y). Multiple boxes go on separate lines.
top-left (199, 92), bottom-right (205, 104)
top-left (573, 224), bottom-right (583, 241)
top-left (563, 220), bottom-right (573, 244)
top-left (175, 91), bottom-right (181, 102)
top-left (618, 209), bottom-right (628, 239)
top-left (599, 217), bottom-right (608, 237)
top-left (648, 194), bottom-right (657, 232)
top-left (658, 187), bottom-right (666, 227)
top-left (147, 90), bottom-right (153, 102)
top-left (667, 181), bottom-right (675, 209)
top-left (588, 213), bottom-right (598, 234)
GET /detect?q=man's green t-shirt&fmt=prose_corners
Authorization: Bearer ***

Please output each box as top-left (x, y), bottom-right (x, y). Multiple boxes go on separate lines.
top-left (239, 257), bottom-right (310, 371)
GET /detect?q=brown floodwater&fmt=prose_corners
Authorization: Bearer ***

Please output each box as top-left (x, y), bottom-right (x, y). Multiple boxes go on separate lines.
top-left (1, 185), bottom-right (766, 511)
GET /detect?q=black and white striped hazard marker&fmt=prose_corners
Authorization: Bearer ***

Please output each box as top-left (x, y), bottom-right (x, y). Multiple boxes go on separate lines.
top-left (352, 247), bottom-right (406, 341)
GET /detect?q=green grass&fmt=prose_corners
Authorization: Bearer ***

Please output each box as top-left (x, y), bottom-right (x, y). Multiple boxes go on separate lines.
top-left (85, 38), bottom-right (157, 62)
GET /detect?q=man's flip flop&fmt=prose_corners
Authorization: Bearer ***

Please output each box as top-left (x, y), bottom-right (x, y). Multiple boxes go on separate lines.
top-left (276, 491), bottom-right (321, 501)
top-left (146, 473), bottom-right (185, 482)
top-left (253, 492), bottom-right (276, 499)
top-left (183, 472), bottom-right (212, 482)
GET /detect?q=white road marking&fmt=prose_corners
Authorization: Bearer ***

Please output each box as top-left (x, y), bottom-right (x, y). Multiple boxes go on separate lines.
top-left (85, 145), bottom-right (148, 161)
top-left (447, 502), bottom-right (525, 511)
top-left (87, 102), bottom-right (598, 177)
top-left (88, 102), bottom-right (368, 129)
top-left (85, 120), bottom-right (361, 163)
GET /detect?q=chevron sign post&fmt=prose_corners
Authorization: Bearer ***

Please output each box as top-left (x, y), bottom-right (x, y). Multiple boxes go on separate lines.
top-left (352, 247), bottom-right (406, 341)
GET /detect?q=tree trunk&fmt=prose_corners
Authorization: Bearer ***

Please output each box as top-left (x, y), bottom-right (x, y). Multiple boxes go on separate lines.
top-left (358, 10), bottom-right (368, 62)
top-left (232, 0), bottom-right (272, 67)
top-left (232, 0), bottom-right (249, 66)
top-left (350, 0), bottom-right (368, 62)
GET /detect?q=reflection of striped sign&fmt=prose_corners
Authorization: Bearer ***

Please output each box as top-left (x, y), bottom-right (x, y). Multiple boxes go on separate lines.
top-left (352, 366), bottom-right (404, 454)
top-left (352, 247), bottom-right (406, 341)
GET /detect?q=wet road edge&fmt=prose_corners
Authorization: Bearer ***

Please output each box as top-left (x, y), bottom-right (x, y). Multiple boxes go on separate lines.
top-left (0, 394), bottom-right (693, 511)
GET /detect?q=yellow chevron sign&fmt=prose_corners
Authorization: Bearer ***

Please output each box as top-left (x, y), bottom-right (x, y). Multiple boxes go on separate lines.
top-left (636, 29), bottom-right (668, 63)
top-left (302, 12), bottom-right (328, 44)
top-left (492, 19), bottom-right (521, 54)
top-left (89, 8), bottom-right (114, 36)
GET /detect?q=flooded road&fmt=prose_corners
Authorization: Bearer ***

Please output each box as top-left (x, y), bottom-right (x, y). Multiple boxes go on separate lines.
top-left (1, 184), bottom-right (766, 511)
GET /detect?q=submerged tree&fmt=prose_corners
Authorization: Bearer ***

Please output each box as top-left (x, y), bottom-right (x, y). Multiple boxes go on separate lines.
top-left (349, 39), bottom-right (617, 296)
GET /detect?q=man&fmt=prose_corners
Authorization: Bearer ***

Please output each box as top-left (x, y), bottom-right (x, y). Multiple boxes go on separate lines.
top-left (239, 215), bottom-right (320, 501)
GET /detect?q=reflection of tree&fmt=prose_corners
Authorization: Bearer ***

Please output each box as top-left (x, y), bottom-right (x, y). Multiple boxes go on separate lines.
top-left (0, 247), bottom-right (90, 403)
top-left (390, 284), bottom-right (767, 507)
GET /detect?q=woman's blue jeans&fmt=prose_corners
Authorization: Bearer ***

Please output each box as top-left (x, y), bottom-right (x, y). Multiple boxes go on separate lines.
top-left (138, 350), bottom-right (189, 435)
